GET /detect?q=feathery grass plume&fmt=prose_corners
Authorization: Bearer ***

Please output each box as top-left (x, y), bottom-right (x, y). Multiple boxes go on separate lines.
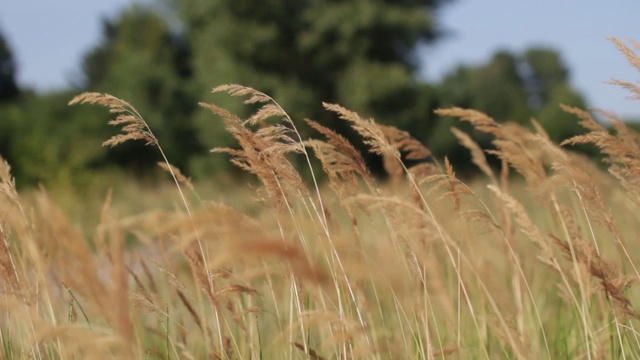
top-left (204, 90), bottom-right (309, 212)
top-left (435, 107), bottom-right (505, 138)
top-left (451, 127), bottom-right (496, 183)
top-left (304, 139), bottom-right (361, 197)
top-left (436, 108), bottom-right (549, 189)
top-left (69, 92), bottom-right (197, 234)
top-left (379, 124), bottom-right (432, 182)
top-left (204, 88), bottom-right (339, 356)
top-left (0, 157), bottom-right (22, 296)
top-left (561, 106), bottom-right (640, 170)
top-left (69, 93), bottom-right (211, 308)
top-left (550, 234), bottom-right (639, 321)
top-left (490, 123), bottom-right (549, 190)
top-left (561, 106), bottom-right (640, 205)
top-left (323, 102), bottom-right (398, 162)
top-left (158, 162), bottom-right (195, 193)
top-left (209, 85), bottom-right (325, 202)
top-left (302, 118), bottom-right (375, 246)
top-left (378, 125), bottom-right (431, 162)
top-left (0, 156), bottom-right (19, 204)
top-left (424, 158), bottom-right (473, 212)
top-left (609, 37), bottom-right (640, 72)
top-left (0, 221), bottom-right (20, 295)
top-left (69, 92), bottom-right (157, 147)
top-left (557, 108), bottom-right (640, 293)
top-left (323, 103), bottom-right (433, 185)
top-left (70, 93), bottom-right (227, 352)
top-left (607, 38), bottom-right (640, 101)
top-left (538, 131), bottom-right (640, 353)
top-left (213, 84), bottom-right (272, 105)
top-left (541, 135), bottom-right (615, 233)
top-left (304, 118), bottom-right (371, 183)
top-left (443, 158), bottom-right (466, 212)
top-left (530, 118), bottom-right (551, 141)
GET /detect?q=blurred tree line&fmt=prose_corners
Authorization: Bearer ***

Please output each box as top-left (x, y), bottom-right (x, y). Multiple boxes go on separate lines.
top-left (0, 1), bottom-right (598, 187)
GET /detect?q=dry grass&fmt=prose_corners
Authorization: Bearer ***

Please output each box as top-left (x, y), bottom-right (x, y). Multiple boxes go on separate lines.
top-left (1, 38), bottom-right (640, 359)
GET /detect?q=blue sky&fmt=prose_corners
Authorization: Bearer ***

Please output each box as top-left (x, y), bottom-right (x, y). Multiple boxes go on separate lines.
top-left (2, 0), bottom-right (639, 118)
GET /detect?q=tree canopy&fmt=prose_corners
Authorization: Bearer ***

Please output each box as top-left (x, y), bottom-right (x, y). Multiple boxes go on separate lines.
top-left (0, 28), bottom-right (19, 102)
top-left (0, 1), bottom-right (602, 186)
top-left (431, 47), bottom-right (587, 167)
top-left (173, 0), bottom-right (452, 175)
top-left (81, 7), bottom-right (201, 172)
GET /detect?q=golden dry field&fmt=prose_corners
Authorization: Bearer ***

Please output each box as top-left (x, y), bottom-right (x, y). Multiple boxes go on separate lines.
top-left (2, 38), bottom-right (640, 359)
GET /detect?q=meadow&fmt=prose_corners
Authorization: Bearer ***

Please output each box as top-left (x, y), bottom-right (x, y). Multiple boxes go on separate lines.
top-left (1, 38), bottom-right (640, 359)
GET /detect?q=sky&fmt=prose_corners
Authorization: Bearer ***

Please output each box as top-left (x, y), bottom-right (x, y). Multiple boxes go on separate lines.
top-left (1, 0), bottom-right (639, 118)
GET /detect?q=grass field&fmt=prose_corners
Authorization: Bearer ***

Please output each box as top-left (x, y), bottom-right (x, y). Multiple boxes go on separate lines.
top-left (1, 38), bottom-right (640, 359)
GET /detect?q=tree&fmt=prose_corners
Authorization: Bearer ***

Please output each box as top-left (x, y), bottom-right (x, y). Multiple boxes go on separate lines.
top-left (0, 27), bottom-right (19, 102)
top-left (522, 48), bottom-right (587, 143)
top-left (438, 51), bottom-right (532, 123)
top-left (81, 6), bottom-right (201, 174)
top-left (434, 47), bottom-right (587, 166)
top-left (522, 48), bottom-right (570, 109)
top-left (173, 0), bottom-right (453, 176)
top-left (0, 90), bottom-right (111, 187)
top-left (0, 27), bottom-right (20, 171)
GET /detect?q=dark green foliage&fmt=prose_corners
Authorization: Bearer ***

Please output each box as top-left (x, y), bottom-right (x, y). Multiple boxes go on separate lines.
top-left (0, 28), bottom-right (19, 102)
top-left (81, 6), bottom-right (202, 173)
top-left (433, 47), bottom-right (588, 165)
top-left (0, 1), bottom-right (605, 186)
top-left (0, 91), bottom-right (110, 187)
top-left (176, 0), bottom-right (450, 176)
top-left (523, 48), bottom-right (570, 109)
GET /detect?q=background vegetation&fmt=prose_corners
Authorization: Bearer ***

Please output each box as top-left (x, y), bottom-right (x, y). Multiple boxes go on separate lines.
top-left (0, 0), bottom-right (606, 188)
